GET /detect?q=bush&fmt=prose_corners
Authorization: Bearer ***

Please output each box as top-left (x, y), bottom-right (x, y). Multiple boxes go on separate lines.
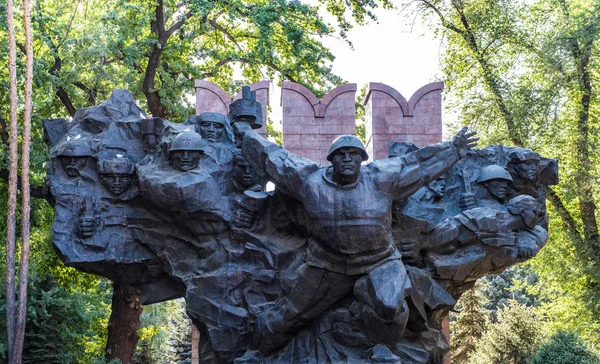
top-left (528, 331), bottom-right (600, 364)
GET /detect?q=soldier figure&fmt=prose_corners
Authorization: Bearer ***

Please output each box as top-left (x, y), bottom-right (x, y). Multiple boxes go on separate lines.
top-left (98, 158), bottom-right (136, 196)
top-left (232, 149), bottom-right (261, 193)
top-left (195, 112), bottom-right (227, 143)
top-left (58, 140), bottom-right (94, 178)
top-left (169, 131), bottom-right (205, 172)
top-left (426, 195), bottom-right (547, 283)
top-left (184, 112), bottom-right (236, 166)
top-left (508, 148), bottom-right (540, 182)
top-left (461, 165), bottom-right (513, 210)
top-left (233, 121), bottom-right (477, 356)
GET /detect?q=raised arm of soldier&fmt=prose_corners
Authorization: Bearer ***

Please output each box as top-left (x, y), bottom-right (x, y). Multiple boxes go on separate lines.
top-left (233, 121), bottom-right (319, 201)
top-left (373, 127), bottom-right (478, 201)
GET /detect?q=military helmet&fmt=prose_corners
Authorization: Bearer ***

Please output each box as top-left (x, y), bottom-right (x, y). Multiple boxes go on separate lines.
top-left (508, 148), bottom-right (541, 162)
top-left (58, 140), bottom-right (92, 157)
top-left (327, 135), bottom-right (368, 162)
top-left (199, 112), bottom-right (228, 126)
top-left (169, 131), bottom-right (205, 152)
top-left (98, 157), bottom-right (135, 174)
top-left (478, 165), bottom-right (513, 183)
top-left (507, 194), bottom-right (538, 215)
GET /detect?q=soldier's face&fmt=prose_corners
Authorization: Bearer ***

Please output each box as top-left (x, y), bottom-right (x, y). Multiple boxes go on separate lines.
top-left (234, 157), bottom-right (257, 187)
top-left (100, 173), bottom-right (134, 195)
top-left (429, 177), bottom-right (446, 198)
top-left (516, 161), bottom-right (538, 181)
top-left (331, 147), bottom-right (363, 177)
top-left (483, 179), bottom-right (509, 200)
top-left (60, 156), bottom-right (88, 177)
top-left (171, 150), bottom-right (202, 171)
top-left (198, 121), bottom-right (224, 142)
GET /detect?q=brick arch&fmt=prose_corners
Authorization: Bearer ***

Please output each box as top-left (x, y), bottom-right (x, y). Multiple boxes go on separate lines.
top-left (364, 81), bottom-right (444, 161)
top-left (407, 82), bottom-right (444, 116)
top-left (281, 82), bottom-right (357, 164)
top-left (194, 80), bottom-right (231, 114)
top-left (366, 82), bottom-right (409, 116)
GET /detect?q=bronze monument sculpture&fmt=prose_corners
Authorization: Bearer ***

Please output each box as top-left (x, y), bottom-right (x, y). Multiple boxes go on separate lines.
top-left (43, 88), bottom-right (557, 363)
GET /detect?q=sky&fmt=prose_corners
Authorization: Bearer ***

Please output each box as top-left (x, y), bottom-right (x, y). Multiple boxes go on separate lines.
top-left (268, 5), bottom-right (451, 129)
top-left (320, 7), bottom-right (445, 99)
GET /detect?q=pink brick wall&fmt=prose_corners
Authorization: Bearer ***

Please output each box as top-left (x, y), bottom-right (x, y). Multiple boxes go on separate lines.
top-left (364, 82), bottom-right (444, 161)
top-left (281, 82), bottom-right (357, 165)
top-left (194, 80), bottom-right (270, 137)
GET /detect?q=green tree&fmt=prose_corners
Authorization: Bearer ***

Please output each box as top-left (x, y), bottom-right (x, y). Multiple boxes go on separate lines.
top-left (480, 265), bottom-right (540, 321)
top-left (451, 287), bottom-right (487, 363)
top-left (355, 83), bottom-right (369, 144)
top-left (468, 300), bottom-right (543, 364)
top-left (409, 0), bottom-right (600, 348)
top-left (529, 331), bottom-right (600, 364)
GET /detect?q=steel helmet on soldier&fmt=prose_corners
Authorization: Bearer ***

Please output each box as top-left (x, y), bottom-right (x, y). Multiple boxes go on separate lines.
top-left (169, 131), bottom-right (205, 152)
top-left (508, 148), bottom-right (541, 162)
top-left (58, 140), bottom-right (93, 157)
top-left (478, 165), bottom-right (513, 183)
top-left (327, 135), bottom-right (368, 162)
top-left (98, 157), bottom-right (135, 174)
top-left (199, 112), bottom-right (228, 126)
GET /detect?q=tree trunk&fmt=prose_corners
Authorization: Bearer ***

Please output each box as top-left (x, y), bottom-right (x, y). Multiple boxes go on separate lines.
top-left (105, 282), bottom-right (143, 364)
top-left (13, 0), bottom-right (34, 362)
top-left (142, 44), bottom-right (167, 117)
top-left (5, 0), bottom-right (20, 361)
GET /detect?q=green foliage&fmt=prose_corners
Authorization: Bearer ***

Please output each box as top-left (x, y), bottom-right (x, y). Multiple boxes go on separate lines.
top-left (409, 0), bottom-right (600, 350)
top-left (480, 265), bottom-right (540, 321)
top-left (0, 274), bottom-right (111, 363)
top-left (529, 331), bottom-right (600, 364)
top-left (266, 117), bottom-right (283, 146)
top-left (164, 302), bottom-right (193, 364)
top-left (133, 299), bottom-right (190, 363)
top-left (451, 287), bottom-right (487, 363)
top-left (468, 300), bottom-right (543, 364)
top-left (355, 83), bottom-right (368, 144)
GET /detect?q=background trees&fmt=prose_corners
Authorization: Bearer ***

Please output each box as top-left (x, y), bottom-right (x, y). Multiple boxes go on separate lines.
top-left (410, 0), bottom-right (600, 348)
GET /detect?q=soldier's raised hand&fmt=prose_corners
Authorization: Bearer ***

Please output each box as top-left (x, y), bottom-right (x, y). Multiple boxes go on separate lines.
top-left (452, 127), bottom-right (479, 158)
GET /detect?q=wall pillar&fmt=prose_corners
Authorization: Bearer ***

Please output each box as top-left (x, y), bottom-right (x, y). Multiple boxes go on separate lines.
top-left (365, 82), bottom-right (444, 161)
top-left (281, 82), bottom-right (357, 165)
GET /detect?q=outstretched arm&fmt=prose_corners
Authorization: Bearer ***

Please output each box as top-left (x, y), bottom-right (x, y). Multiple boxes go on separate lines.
top-left (374, 127), bottom-right (478, 200)
top-left (234, 122), bottom-right (319, 200)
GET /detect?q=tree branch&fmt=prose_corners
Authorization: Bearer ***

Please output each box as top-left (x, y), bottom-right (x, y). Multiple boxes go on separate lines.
top-left (201, 58), bottom-right (251, 78)
top-left (74, 81), bottom-right (97, 105)
top-left (419, 0), bottom-right (464, 34)
top-left (166, 10), bottom-right (193, 38)
top-left (209, 18), bottom-right (242, 51)
top-left (0, 169), bottom-right (50, 202)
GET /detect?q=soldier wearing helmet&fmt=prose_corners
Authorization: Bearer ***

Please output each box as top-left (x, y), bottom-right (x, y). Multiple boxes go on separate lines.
top-left (58, 140), bottom-right (93, 178)
top-left (169, 131), bottom-right (205, 172)
top-left (476, 165), bottom-right (513, 209)
top-left (233, 119), bottom-right (477, 356)
top-left (184, 112), bottom-right (236, 166)
top-left (326, 135), bottom-right (369, 185)
top-left (508, 148), bottom-right (540, 182)
top-left (187, 112), bottom-right (228, 143)
top-left (98, 157), bottom-right (136, 196)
